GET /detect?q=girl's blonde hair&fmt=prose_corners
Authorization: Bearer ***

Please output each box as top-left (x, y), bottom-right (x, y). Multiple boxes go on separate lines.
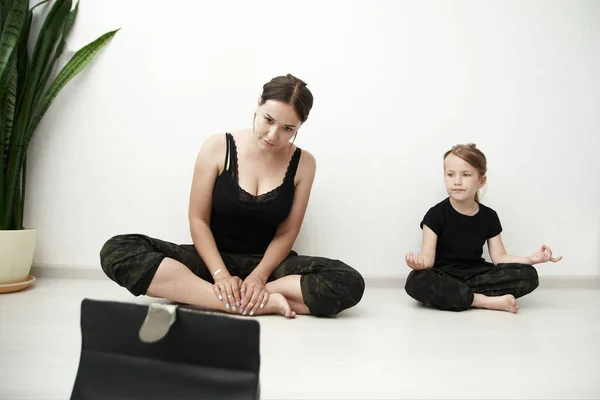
top-left (444, 143), bottom-right (487, 202)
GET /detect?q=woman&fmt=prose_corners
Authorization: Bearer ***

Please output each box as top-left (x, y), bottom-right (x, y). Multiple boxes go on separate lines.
top-left (100, 74), bottom-right (365, 318)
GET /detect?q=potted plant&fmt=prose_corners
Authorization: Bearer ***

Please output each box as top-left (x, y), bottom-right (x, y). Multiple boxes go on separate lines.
top-left (0, 0), bottom-right (117, 291)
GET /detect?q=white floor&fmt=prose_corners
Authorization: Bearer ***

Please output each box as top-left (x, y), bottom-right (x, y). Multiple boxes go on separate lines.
top-left (1, 277), bottom-right (599, 399)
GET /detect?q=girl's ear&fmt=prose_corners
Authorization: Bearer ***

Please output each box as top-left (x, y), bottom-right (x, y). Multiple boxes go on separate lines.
top-left (479, 174), bottom-right (487, 188)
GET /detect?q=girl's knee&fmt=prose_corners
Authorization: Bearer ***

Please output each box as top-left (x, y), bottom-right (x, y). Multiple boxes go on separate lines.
top-left (404, 268), bottom-right (433, 298)
top-left (515, 264), bottom-right (539, 297)
top-left (404, 269), bottom-right (471, 311)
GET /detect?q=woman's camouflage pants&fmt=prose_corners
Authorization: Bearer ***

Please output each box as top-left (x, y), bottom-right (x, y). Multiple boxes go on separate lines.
top-left (405, 262), bottom-right (539, 311)
top-left (100, 234), bottom-right (365, 317)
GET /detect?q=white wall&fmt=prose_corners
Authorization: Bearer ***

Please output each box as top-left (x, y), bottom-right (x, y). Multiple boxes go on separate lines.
top-left (24, 0), bottom-right (600, 276)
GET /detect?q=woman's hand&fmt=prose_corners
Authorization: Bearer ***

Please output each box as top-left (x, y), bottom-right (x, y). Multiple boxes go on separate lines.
top-left (529, 245), bottom-right (563, 265)
top-left (240, 274), bottom-right (269, 316)
top-left (213, 274), bottom-right (242, 311)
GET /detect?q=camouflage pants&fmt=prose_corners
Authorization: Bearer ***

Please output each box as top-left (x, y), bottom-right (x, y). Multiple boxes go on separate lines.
top-left (405, 262), bottom-right (539, 311)
top-left (100, 234), bottom-right (365, 317)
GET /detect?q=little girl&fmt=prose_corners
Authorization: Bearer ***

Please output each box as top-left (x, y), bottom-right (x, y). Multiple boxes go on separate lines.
top-left (404, 144), bottom-right (562, 313)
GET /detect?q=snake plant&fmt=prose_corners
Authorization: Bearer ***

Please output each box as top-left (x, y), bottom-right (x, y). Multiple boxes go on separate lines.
top-left (0, 0), bottom-right (117, 230)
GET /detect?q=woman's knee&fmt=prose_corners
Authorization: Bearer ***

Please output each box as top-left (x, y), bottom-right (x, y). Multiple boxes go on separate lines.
top-left (100, 234), bottom-right (142, 271)
top-left (343, 264), bottom-right (366, 307)
top-left (303, 259), bottom-right (365, 316)
top-left (99, 234), bottom-right (157, 294)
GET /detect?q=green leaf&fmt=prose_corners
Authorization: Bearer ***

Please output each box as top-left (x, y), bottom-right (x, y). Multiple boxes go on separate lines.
top-left (16, 150), bottom-right (25, 228)
top-left (0, 0), bottom-right (27, 82)
top-left (18, 0), bottom-right (70, 124)
top-left (33, 1), bottom-right (78, 111)
top-left (57, 1), bottom-right (78, 56)
top-left (15, 8), bottom-right (30, 111)
top-left (27, 28), bottom-right (118, 140)
top-left (4, 1), bottom-right (71, 228)
top-left (0, 50), bottom-right (17, 211)
top-left (1, 0), bottom-right (117, 230)
top-left (0, 0), bottom-right (16, 35)
top-left (0, 0), bottom-right (26, 228)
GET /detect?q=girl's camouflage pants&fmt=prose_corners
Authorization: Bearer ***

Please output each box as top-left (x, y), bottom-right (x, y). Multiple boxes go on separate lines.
top-left (405, 262), bottom-right (539, 311)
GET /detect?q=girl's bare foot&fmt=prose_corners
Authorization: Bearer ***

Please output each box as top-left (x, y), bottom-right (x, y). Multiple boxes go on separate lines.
top-left (472, 293), bottom-right (519, 313)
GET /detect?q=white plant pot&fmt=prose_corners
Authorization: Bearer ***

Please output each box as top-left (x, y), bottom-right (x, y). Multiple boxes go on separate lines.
top-left (0, 229), bottom-right (37, 285)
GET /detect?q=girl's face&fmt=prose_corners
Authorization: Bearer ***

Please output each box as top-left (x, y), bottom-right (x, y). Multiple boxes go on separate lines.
top-left (254, 100), bottom-right (301, 151)
top-left (444, 154), bottom-right (486, 202)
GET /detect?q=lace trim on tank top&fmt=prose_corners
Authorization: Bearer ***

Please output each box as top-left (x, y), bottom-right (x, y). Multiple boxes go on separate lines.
top-left (226, 133), bottom-right (301, 203)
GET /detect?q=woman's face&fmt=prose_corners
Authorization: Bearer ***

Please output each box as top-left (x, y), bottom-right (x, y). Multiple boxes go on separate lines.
top-left (254, 100), bottom-right (301, 150)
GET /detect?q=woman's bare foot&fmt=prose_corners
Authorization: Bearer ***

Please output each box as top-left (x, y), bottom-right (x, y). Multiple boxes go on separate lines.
top-left (472, 293), bottom-right (519, 313)
top-left (256, 293), bottom-right (296, 318)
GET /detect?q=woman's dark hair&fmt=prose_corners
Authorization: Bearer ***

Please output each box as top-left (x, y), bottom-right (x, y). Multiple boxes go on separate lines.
top-left (260, 74), bottom-right (314, 123)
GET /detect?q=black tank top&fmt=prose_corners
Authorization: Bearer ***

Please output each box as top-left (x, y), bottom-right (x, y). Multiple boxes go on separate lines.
top-left (210, 133), bottom-right (302, 254)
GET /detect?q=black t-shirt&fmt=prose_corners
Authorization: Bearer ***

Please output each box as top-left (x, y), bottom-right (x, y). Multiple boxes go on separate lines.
top-left (421, 197), bottom-right (502, 266)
